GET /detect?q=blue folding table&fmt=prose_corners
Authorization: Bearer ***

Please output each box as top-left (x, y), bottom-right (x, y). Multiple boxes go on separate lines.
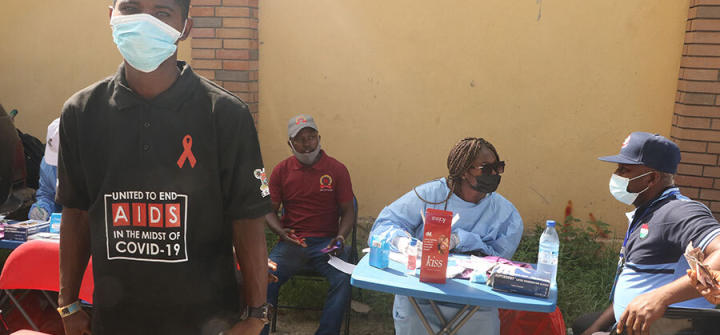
top-left (0, 239), bottom-right (23, 250)
top-left (351, 254), bottom-right (557, 335)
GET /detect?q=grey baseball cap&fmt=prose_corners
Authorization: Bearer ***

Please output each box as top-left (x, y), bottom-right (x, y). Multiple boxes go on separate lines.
top-left (288, 114), bottom-right (318, 138)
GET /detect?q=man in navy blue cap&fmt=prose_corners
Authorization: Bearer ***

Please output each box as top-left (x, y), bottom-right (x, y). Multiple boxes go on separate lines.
top-left (573, 132), bottom-right (720, 335)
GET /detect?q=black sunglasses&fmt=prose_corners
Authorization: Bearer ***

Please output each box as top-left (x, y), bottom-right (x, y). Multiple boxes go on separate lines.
top-left (470, 161), bottom-right (505, 175)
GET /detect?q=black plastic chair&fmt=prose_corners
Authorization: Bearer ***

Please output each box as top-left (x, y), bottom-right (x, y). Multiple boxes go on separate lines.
top-left (271, 196), bottom-right (359, 335)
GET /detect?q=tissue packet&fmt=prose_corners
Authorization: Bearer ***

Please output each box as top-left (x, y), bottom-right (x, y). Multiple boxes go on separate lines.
top-left (50, 213), bottom-right (62, 234)
top-left (369, 235), bottom-right (390, 269)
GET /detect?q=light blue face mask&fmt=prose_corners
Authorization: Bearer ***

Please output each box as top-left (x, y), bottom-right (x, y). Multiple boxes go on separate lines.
top-left (110, 13), bottom-right (185, 73)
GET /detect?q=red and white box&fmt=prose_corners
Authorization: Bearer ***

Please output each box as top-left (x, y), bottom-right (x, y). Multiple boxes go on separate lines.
top-left (420, 208), bottom-right (453, 284)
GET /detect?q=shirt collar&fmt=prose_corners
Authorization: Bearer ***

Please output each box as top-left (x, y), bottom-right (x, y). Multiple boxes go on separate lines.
top-left (642, 186), bottom-right (679, 209)
top-left (290, 150), bottom-right (327, 170)
top-left (628, 186), bottom-right (680, 221)
top-left (110, 61), bottom-right (199, 111)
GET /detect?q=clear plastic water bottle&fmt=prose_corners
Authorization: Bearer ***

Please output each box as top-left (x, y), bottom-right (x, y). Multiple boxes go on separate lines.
top-left (406, 238), bottom-right (418, 275)
top-left (537, 220), bottom-right (560, 286)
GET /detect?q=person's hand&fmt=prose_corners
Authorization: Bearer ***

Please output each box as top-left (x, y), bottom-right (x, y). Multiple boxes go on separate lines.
top-left (616, 291), bottom-right (667, 335)
top-left (225, 317), bottom-right (265, 335)
top-left (267, 259), bottom-right (278, 283)
top-left (449, 233), bottom-right (460, 251)
top-left (326, 235), bottom-right (345, 256)
top-left (62, 310), bottom-right (92, 335)
top-left (687, 269), bottom-right (720, 305)
top-left (396, 237), bottom-right (410, 254)
top-left (29, 206), bottom-right (49, 221)
top-left (281, 229), bottom-right (306, 247)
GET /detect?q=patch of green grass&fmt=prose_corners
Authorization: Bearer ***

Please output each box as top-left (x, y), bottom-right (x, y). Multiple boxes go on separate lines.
top-left (514, 216), bottom-right (619, 326)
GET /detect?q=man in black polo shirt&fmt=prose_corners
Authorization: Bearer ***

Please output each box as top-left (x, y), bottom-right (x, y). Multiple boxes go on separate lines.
top-left (56, 1), bottom-right (271, 334)
top-left (574, 132), bottom-right (720, 335)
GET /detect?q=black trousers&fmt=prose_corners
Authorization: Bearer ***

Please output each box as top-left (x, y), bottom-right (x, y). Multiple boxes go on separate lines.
top-left (572, 311), bottom-right (614, 335)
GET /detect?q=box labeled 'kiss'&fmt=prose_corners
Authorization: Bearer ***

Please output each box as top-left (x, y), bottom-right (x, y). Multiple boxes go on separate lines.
top-left (419, 208), bottom-right (453, 284)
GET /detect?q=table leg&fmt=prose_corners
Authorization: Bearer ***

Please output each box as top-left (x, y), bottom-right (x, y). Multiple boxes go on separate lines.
top-left (429, 300), bottom-right (447, 325)
top-left (408, 297), bottom-right (436, 335)
top-left (2, 289), bottom-right (30, 316)
top-left (438, 305), bottom-right (470, 335)
top-left (5, 290), bottom-right (39, 331)
top-left (447, 306), bottom-right (480, 335)
top-left (0, 290), bottom-right (9, 309)
top-left (41, 290), bottom-right (57, 309)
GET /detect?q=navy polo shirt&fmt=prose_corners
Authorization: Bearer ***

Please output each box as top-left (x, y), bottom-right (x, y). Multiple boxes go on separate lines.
top-left (613, 187), bottom-right (720, 321)
top-left (56, 62), bottom-right (271, 335)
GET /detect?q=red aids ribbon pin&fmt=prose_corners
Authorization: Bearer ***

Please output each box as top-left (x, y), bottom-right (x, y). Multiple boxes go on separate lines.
top-left (177, 135), bottom-right (197, 168)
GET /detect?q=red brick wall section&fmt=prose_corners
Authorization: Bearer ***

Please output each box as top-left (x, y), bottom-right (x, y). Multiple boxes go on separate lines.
top-left (673, 0), bottom-right (720, 222)
top-left (189, 0), bottom-right (260, 122)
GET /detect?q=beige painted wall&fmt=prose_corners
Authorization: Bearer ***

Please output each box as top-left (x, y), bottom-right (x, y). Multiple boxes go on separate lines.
top-left (0, 0), bottom-right (191, 139)
top-left (257, 0), bottom-right (689, 231)
top-left (1, 0), bottom-right (690, 232)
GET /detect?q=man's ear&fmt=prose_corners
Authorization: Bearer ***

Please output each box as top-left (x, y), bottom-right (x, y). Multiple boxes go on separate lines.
top-left (647, 171), bottom-right (661, 188)
top-left (287, 140), bottom-right (293, 151)
top-left (108, 6), bottom-right (114, 19)
top-left (179, 18), bottom-right (194, 41)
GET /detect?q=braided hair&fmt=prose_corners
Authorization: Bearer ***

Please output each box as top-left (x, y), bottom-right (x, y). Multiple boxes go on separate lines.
top-left (414, 137), bottom-right (500, 205)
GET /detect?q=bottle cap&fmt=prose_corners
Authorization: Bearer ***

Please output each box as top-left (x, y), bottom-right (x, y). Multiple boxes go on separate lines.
top-left (546, 220), bottom-right (556, 227)
top-left (409, 238), bottom-right (418, 246)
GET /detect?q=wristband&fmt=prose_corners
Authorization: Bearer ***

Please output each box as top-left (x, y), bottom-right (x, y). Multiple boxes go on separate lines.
top-left (57, 301), bottom-right (81, 318)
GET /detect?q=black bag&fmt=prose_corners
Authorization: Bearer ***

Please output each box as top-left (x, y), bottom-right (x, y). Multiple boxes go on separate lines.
top-left (16, 129), bottom-right (44, 190)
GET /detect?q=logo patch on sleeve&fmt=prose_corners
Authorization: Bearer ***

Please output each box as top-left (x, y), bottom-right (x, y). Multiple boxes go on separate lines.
top-left (104, 191), bottom-right (188, 263)
top-left (254, 168), bottom-right (270, 197)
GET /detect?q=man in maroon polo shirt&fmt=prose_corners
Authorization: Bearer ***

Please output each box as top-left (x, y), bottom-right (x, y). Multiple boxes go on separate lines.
top-left (262, 114), bottom-right (355, 335)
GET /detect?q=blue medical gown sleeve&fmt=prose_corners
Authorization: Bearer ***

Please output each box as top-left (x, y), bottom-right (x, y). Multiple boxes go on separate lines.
top-left (32, 159), bottom-right (62, 215)
top-left (454, 207), bottom-right (523, 260)
top-left (368, 188), bottom-right (426, 252)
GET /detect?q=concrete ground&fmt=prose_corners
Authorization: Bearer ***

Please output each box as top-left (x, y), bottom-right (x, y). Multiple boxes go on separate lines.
top-left (271, 309), bottom-right (395, 335)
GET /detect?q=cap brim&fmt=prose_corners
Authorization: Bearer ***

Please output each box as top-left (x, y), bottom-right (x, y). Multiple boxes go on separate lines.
top-left (597, 154), bottom-right (640, 165)
top-left (289, 125), bottom-right (318, 138)
top-left (44, 148), bottom-right (58, 166)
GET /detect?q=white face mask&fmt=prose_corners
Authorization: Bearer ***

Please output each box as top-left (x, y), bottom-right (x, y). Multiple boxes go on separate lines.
top-left (110, 13), bottom-right (186, 73)
top-left (290, 142), bottom-right (321, 165)
top-left (609, 171), bottom-right (653, 205)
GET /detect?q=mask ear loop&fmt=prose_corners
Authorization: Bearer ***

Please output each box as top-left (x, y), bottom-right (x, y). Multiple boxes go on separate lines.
top-left (628, 171), bottom-right (653, 182)
top-left (629, 171), bottom-right (654, 195)
top-left (179, 19), bottom-right (188, 38)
